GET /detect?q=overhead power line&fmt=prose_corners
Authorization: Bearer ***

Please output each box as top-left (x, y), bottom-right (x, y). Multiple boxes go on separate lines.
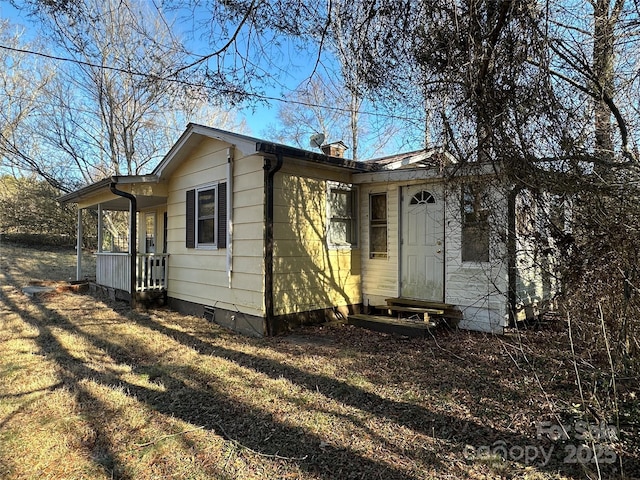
top-left (0, 43), bottom-right (426, 125)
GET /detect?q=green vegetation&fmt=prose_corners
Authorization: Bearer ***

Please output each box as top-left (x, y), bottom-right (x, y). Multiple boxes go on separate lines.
top-left (0, 176), bottom-right (94, 247)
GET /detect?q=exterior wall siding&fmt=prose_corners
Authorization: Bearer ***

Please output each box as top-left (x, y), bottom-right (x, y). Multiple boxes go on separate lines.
top-left (359, 183), bottom-right (400, 307)
top-left (514, 189), bottom-right (560, 316)
top-left (442, 182), bottom-right (509, 333)
top-left (165, 138), bottom-right (266, 317)
top-left (272, 167), bottom-right (361, 317)
top-left (359, 177), bottom-right (509, 333)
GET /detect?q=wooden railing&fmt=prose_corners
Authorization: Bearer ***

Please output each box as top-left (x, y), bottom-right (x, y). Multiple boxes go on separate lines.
top-left (96, 253), bottom-right (168, 293)
top-left (96, 253), bottom-right (130, 292)
top-left (136, 254), bottom-right (168, 291)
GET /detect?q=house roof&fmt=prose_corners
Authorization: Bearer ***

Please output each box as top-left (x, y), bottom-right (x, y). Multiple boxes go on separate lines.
top-left (153, 123), bottom-right (371, 181)
top-left (59, 124), bottom-right (377, 206)
top-left (364, 148), bottom-right (457, 170)
top-left (59, 124), bottom-right (463, 207)
top-left (57, 175), bottom-right (162, 208)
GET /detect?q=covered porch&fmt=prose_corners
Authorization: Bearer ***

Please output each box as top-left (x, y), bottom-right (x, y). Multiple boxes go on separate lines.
top-left (95, 252), bottom-right (168, 293)
top-left (60, 175), bottom-right (169, 300)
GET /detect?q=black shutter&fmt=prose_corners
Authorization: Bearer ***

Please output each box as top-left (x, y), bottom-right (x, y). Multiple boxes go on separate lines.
top-left (186, 189), bottom-right (195, 248)
top-left (217, 182), bottom-right (227, 248)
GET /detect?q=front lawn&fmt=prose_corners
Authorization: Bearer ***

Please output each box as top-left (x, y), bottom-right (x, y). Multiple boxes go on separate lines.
top-left (0, 243), bottom-right (636, 479)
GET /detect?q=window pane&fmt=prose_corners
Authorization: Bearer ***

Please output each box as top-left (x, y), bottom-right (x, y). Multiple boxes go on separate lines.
top-left (198, 189), bottom-right (215, 217)
top-left (145, 214), bottom-right (155, 253)
top-left (371, 194), bottom-right (387, 221)
top-left (462, 225), bottom-right (489, 262)
top-left (370, 225), bottom-right (387, 254)
top-left (370, 193), bottom-right (387, 258)
top-left (197, 187), bottom-right (216, 245)
top-left (410, 191), bottom-right (435, 205)
top-left (330, 190), bottom-right (351, 217)
top-left (329, 219), bottom-right (350, 245)
top-left (328, 185), bottom-right (357, 247)
top-left (462, 183), bottom-right (489, 261)
top-left (198, 218), bottom-right (215, 244)
top-left (463, 185), bottom-right (486, 223)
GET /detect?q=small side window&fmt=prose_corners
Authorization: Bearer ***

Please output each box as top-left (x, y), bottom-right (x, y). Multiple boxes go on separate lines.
top-left (369, 193), bottom-right (387, 258)
top-left (461, 184), bottom-right (489, 262)
top-left (410, 191), bottom-right (435, 205)
top-left (197, 186), bottom-right (216, 246)
top-left (327, 182), bottom-right (358, 248)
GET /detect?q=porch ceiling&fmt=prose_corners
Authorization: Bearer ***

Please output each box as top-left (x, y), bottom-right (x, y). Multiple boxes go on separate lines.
top-left (84, 195), bottom-right (167, 211)
top-left (60, 176), bottom-right (169, 211)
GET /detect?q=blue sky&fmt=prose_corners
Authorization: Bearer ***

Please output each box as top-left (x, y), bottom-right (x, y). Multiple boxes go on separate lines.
top-left (0, 0), bottom-right (423, 159)
top-left (0, 0), bottom-right (328, 139)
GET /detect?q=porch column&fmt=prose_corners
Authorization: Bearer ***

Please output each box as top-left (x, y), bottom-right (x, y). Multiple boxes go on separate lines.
top-left (97, 204), bottom-right (103, 253)
top-left (129, 201), bottom-right (137, 296)
top-left (76, 208), bottom-right (83, 281)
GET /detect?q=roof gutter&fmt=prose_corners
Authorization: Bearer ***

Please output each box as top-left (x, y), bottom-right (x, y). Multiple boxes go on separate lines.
top-left (109, 180), bottom-right (137, 308)
top-left (255, 141), bottom-right (371, 172)
top-left (264, 152), bottom-right (284, 336)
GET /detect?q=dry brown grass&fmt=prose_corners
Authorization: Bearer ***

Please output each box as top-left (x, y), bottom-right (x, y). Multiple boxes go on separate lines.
top-left (0, 243), bottom-right (637, 479)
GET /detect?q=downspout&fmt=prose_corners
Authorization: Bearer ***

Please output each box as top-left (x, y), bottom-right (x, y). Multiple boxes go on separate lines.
top-left (227, 147), bottom-right (234, 288)
top-left (507, 186), bottom-right (521, 326)
top-left (264, 153), bottom-right (284, 336)
top-left (110, 180), bottom-right (137, 308)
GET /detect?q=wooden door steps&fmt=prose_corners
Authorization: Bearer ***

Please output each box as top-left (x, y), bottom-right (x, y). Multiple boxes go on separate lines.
top-left (384, 298), bottom-right (464, 320)
top-left (347, 298), bottom-right (463, 337)
top-left (347, 314), bottom-right (436, 337)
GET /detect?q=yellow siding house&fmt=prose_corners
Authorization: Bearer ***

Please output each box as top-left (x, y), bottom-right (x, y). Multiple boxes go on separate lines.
top-left (61, 124), bottom-right (551, 336)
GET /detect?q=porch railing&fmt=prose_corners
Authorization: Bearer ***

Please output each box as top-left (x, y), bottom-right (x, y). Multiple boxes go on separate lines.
top-left (96, 253), bottom-right (168, 293)
top-left (136, 254), bottom-right (168, 291)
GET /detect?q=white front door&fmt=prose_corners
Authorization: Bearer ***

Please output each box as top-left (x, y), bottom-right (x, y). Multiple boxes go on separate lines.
top-left (400, 185), bottom-right (444, 301)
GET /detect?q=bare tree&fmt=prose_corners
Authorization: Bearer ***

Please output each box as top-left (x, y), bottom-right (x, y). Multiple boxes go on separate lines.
top-left (266, 73), bottom-right (398, 160)
top-left (28, 0), bottom-right (192, 179)
top-left (266, 75), bottom-right (348, 152)
top-left (0, 21), bottom-right (61, 188)
top-left (15, 0), bottom-right (253, 185)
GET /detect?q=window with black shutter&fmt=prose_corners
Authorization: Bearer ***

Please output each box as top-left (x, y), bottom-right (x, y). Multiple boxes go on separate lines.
top-left (186, 182), bottom-right (227, 249)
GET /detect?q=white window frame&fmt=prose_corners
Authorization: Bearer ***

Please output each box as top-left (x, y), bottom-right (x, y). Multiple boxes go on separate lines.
top-left (369, 192), bottom-right (388, 259)
top-left (196, 183), bottom-right (218, 249)
top-left (327, 181), bottom-right (358, 249)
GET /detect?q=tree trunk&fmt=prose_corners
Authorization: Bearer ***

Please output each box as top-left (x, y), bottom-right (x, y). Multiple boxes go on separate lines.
top-left (593, 0), bottom-right (617, 163)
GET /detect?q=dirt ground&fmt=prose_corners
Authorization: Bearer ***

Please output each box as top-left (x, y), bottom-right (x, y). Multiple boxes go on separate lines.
top-left (0, 243), bottom-right (637, 479)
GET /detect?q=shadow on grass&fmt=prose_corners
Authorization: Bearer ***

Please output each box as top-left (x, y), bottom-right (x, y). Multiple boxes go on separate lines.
top-left (2, 254), bottom-right (629, 479)
top-left (0, 286), bottom-right (438, 479)
top-left (124, 307), bottom-right (631, 479)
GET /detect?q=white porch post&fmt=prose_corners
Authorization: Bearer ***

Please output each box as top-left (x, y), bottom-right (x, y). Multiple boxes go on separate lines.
top-left (97, 204), bottom-right (103, 253)
top-left (76, 208), bottom-right (83, 281)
